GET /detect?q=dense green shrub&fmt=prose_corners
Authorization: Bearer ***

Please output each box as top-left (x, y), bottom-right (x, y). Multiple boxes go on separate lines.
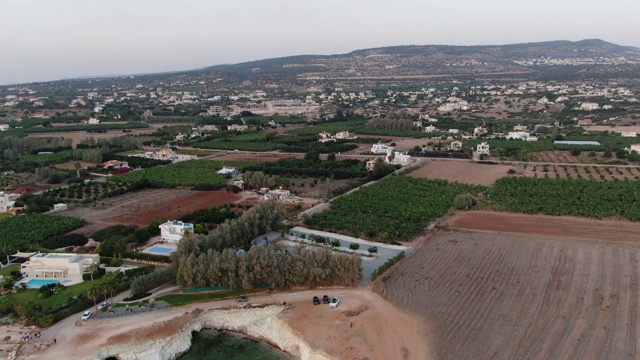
top-left (41, 234), bottom-right (89, 249)
top-left (92, 225), bottom-right (137, 242)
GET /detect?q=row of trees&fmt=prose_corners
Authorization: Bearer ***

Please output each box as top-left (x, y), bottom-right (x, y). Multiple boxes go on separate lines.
top-left (366, 118), bottom-right (416, 131)
top-left (130, 268), bottom-right (176, 296)
top-left (175, 245), bottom-right (362, 290)
top-left (173, 202), bottom-right (283, 256)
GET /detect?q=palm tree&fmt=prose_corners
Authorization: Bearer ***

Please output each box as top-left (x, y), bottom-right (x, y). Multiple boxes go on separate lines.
top-left (74, 162), bottom-right (82, 178)
top-left (100, 282), bottom-right (109, 306)
top-left (103, 272), bottom-right (118, 304)
top-left (87, 285), bottom-right (101, 313)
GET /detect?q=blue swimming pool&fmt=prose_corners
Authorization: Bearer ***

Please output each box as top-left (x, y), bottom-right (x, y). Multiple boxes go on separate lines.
top-left (24, 279), bottom-right (59, 289)
top-left (147, 246), bottom-right (175, 254)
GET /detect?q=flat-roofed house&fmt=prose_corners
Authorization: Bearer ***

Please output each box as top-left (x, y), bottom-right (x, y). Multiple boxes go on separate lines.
top-left (21, 253), bottom-right (100, 280)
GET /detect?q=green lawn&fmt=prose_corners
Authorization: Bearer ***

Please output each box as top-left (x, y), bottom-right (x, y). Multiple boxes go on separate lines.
top-left (158, 288), bottom-right (267, 306)
top-left (0, 213), bottom-right (13, 221)
top-left (7, 278), bottom-right (104, 308)
top-left (0, 264), bottom-right (19, 276)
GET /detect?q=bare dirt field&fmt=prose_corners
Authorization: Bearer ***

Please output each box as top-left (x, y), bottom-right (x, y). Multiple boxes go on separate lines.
top-left (212, 153), bottom-right (304, 162)
top-left (378, 211), bottom-right (640, 360)
top-left (66, 189), bottom-right (241, 234)
top-left (27, 128), bottom-right (157, 148)
top-left (16, 288), bottom-right (430, 360)
top-left (587, 125), bottom-right (640, 134)
top-left (106, 190), bottom-right (240, 227)
top-left (407, 160), bottom-right (513, 186)
top-left (53, 161), bottom-right (97, 170)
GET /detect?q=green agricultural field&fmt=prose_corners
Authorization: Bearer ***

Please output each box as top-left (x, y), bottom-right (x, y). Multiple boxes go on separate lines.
top-left (0, 214), bottom-right (86, 256)
top-left (305, 176), bottom-right (483, 241)
top-left (109, 160), bottom-right (257, 187)
top-left (487, 177), bottom-right (640, 220)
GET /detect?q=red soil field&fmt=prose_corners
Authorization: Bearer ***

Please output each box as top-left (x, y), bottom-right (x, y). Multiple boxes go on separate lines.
top-left (379, 213), bottom-right (640, 359)
top-left (451, 210), bottom-right (640, 244)
top-left (407, 160), bottom-right (513, 186)
top-left (107, 190), bottom-right (240, 226)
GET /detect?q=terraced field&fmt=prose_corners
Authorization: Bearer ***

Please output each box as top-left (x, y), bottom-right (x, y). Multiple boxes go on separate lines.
top-left (379, 228), bottom-right (640, 360)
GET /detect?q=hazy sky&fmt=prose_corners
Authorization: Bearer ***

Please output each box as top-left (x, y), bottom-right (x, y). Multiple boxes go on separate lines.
top-left (1, 0), bottom-right (637, 85)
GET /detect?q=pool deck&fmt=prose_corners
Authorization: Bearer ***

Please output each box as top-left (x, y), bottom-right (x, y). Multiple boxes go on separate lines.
top-left (16, 276), bottom-right (83, 288)
top-left (141, 242), bottom-right (178, 256)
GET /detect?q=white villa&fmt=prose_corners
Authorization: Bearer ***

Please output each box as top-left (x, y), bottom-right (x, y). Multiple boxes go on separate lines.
top-left (580, 102), bottom-right (600, 111)
top-left (506, 131), bottom-right (538, 141)
top-left (264, 189), bottom-right (291, 201)
top-left (448, 140), bottom-right (463, 152)
top-left (390, 152), bottom-right (411, 165)
top-left (0, 191), bottom-right (15, 212)
top-left (335, 131), bottom-right (356, 139)
top-left (477, 142), bottom-right (490, 155)
top-left (21, 253), bottom-right (100, 279)
top-left (160, 220), bottom-right (195, 244)
top-left (102, 160), bottom-right (128, 169)
top-left (621, 132), bottom-right (637, 138)
top-left (424, 125), bottom-right (438, 133)
top-left (371, 143), bottom-right (393, 154)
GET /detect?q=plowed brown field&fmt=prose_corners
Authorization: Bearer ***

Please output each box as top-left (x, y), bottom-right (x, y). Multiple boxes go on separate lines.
top-left (408, 160), bottom-right (512, 186)
top-left (107, 190), bottom-right (240, 226)
top-left (379, 212), bottom-right (640, 360)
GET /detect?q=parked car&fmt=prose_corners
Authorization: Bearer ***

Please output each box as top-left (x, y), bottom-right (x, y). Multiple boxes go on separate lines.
top-left (236, 296), bottom-right (248, 302)
top-left (322, 295), bottom-right (330, 304)
top-left (97, 301), bottom-right (111, 311)
top-left (81, 311), bottom-right (92, 321)
top-left (313, 296), bottom-right (320, 305)
top-left (330, 297), bottom-right (340, 308)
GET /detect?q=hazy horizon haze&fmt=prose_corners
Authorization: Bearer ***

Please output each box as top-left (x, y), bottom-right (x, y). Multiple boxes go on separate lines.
top-left (1, 0), bottom-right (638, 85)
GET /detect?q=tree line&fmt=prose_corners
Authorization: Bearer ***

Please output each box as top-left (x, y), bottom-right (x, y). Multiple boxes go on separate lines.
top-left (175, 245), bottom-right (362, 290)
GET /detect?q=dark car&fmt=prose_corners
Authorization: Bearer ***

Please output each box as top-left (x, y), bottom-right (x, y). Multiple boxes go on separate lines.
top-left (236, 296), bottom-right (248, 302)
top-left (313, 296), bottom-right (320, 305)
top-left (322, 295), bottom-right (330, 304)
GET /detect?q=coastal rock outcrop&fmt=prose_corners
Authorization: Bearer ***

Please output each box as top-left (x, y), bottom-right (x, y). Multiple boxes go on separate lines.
top-left (90, 304), bottom-right (330, 360)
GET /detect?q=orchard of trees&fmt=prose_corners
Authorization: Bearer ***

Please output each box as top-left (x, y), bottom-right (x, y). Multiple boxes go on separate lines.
top-left (172, 201), bottom-right (363, 290)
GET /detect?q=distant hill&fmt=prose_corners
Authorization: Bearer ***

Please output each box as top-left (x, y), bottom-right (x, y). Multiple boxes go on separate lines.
top-left (200, 39), bottom-right (640, 81)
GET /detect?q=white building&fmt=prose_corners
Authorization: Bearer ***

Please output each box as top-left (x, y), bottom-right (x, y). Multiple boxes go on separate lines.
top-left (424, 125), bottom-right (438, 133)
top-left (476, 142), bottom-right (490, 155)
top-left (21, 253), bottom-right (100, 279)
top-left (335, 131), bottom-right (355, 139)
top-left (159, 220), bottom-right (195, 244)
top-left (102, 160), bottom-right (128, 169)
top-left (87, 117), bottom-right (100, 125)
top-left (389, 151), bottom-right (411, 165)
top-left (0, 124), bottom-right (9, 131)
top-left (473, 126), bottom-right (487, 136)
top-left (0, 191), bottom-right (15, 212)
top-left (513, 125), bottom-right (528, 131)
top-left (580, 102), bottom-right (600, 111)
top-left (621, 132), bottom-right (637, 138)
top-left (371, 143), bottom-right (393, 154)
top-left (264, 189), bottom-right (291, 201)
top-left (506, 131), bottom-right (538, 141)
